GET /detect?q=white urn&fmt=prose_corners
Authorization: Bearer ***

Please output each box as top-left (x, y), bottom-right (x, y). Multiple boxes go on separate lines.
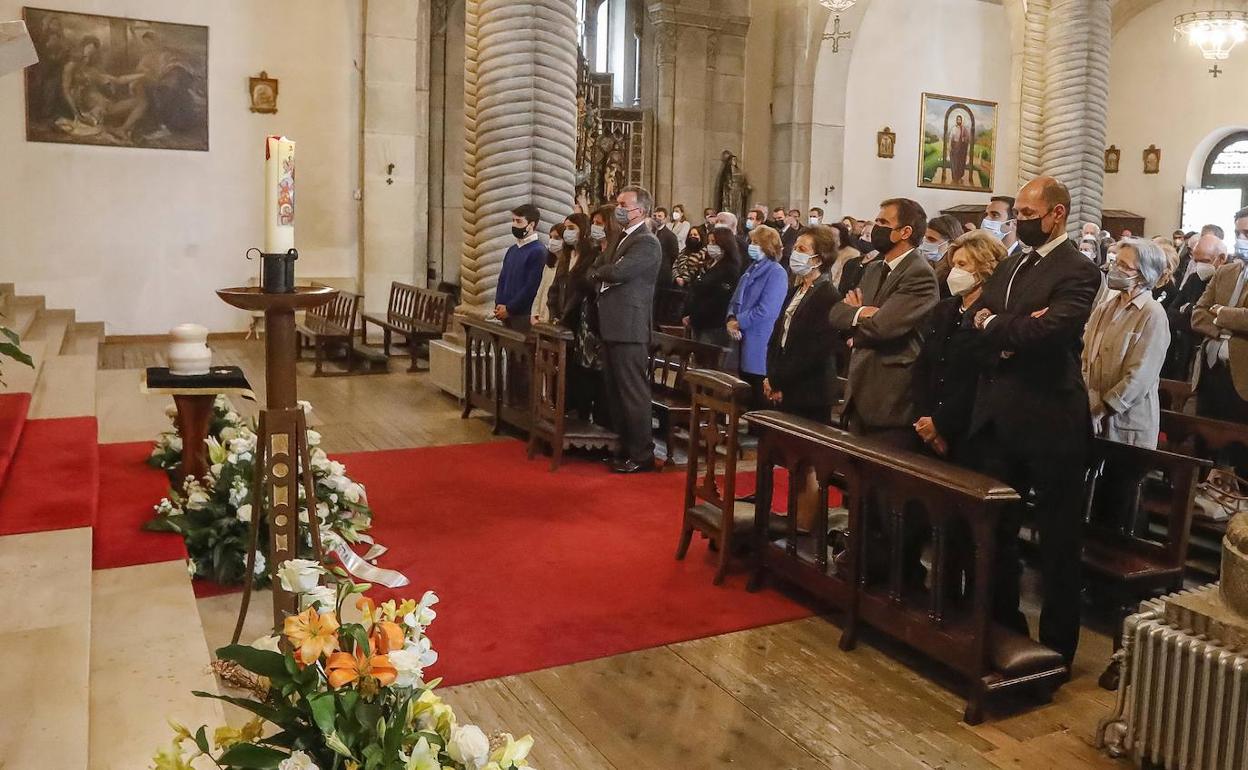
top-left (168, 324), bottom-right (212, 376)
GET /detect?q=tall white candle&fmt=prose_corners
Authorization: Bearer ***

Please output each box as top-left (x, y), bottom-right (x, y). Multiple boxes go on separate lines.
top-left (264, 136), bottom-right (296, 253)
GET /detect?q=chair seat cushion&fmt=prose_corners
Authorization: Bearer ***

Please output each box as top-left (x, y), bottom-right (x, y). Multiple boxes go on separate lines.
top-left (688, 500), bottom-right (754, 533)
top-left (989, 626), bottom-right (1067, 677)
top-left (1082, 539), bottom-right (1177, 582)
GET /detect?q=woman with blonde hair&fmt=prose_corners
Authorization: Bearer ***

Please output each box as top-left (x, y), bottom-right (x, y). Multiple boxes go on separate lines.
top-left (913, 230), bottom-right (1007, 459)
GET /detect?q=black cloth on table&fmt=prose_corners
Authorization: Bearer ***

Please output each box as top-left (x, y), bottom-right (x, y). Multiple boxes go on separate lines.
top-left (145, 366), bottom-right (251, 392)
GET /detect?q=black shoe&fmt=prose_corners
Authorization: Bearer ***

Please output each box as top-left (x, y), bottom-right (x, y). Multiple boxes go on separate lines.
top-left (611, 458), bottom-right (654, 474)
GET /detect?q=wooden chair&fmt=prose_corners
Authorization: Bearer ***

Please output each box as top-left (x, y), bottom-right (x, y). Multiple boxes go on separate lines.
top-left (649, 332), bottom-right (726, 467)
top-left (527, 323), bottom-right (617, 470)
top-left (297, 289), bottom-right (360, 375)
top-left (1158, 379), bottom-right (1195, 413)
top-left (360, 283), bottom-right (454, 372)
top-left (675, 369), bottom-right (751, 584)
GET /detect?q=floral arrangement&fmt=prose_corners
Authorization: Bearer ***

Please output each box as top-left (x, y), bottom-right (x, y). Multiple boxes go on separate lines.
top-left (146, 398), bottom-right (376, 587)
top-left (153, 563), bottom-right (537, 770)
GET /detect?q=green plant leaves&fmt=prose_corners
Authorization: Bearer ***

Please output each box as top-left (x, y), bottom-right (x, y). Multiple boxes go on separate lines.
top-left (215, 742), bottom-right (287, 768)
top-left (217, 644), bottom-right (290, 681)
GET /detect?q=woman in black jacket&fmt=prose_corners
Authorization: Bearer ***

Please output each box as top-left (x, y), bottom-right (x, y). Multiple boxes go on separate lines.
top-left (763, 225), bottom-right (843, 423)
top-left (681, 227), bottom-right (741, 355)
top-left (912, 230), bottom-right (1007, 460)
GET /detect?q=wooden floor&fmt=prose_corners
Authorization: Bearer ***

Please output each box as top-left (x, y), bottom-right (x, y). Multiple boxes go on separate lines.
top-left (102, 338), bottom-right (1129, 770)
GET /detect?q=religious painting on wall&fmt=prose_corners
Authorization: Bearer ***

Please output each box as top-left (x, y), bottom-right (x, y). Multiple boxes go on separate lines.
top-left (918, 92), bottom-right (997, 192)
top-left (22, 7), bottom-right (208, 151)
top-left (249, 71), bottom-right (278, 114)
top-left (1105, 145), bottom-right (1121, 174)
top-left (1143, 144), bottom-right (1161, 175)
top-left (877, 127), bottom-right (896, 159)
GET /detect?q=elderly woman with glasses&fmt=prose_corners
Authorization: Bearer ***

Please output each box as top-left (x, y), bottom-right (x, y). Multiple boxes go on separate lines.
top-left (1081, 237), bottom-right (1171, 448)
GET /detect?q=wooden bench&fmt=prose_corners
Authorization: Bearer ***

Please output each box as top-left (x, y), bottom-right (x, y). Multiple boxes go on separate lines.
top-left (360, 283), bottom-right (454, 372)
top-left (676, 369), bottom-right (751, 584)
top-left (648, 333), bottom-right (726, 467)
top-left (460, 315), bottom-right (533, 435)
top-left (744, 410), bottom-right (1066, 724)
top-left (653, 286), bottom-right (688, 327)
top-left (297, 289), bottom-right (360, 376)
top-left (1158, 378), bottom-right (1194, 413)
top-left (527, 323), bottom-right (618, 470)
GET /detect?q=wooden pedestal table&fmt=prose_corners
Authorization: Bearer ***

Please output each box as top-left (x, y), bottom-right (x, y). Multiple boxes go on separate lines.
top-left (217, 286), bottom-right (338, 639)
top-left (141, 366), bottom-right (255, 487)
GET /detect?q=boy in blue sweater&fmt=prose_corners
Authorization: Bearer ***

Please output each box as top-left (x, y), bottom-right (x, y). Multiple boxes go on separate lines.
top-left (493, 203), bottom-right (548, 331)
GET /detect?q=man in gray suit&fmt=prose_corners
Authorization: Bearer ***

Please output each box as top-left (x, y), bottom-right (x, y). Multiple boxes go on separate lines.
top-left (590, 185), bottom-right (663, 473)
top-left (830, 197), bottom-right (939, 447)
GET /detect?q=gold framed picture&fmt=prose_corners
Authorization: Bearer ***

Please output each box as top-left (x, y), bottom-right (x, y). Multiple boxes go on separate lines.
top-left (1143, 144), bottom-right (1161, 175)
top-left (1105, 145), bottom-right (1120, 174)
top-left (917, 92), bottom-right (997, 192)
top-left (877, 126), bottom-right (896, 159)
top-left (249, 71), bottom-right (278, 114)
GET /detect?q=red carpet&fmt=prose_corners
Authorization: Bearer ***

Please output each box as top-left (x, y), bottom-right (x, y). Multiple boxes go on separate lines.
top-left (0, 392), bottom-right (31, 491)
top-left (0, 416), bottom-right (98, 536)
top-left (94, 441), bottom-right (187, 569)
top-left (345, 440), bottom-right (814, 686)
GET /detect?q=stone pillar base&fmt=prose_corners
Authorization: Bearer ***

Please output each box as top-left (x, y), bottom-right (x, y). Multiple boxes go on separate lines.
top-left (429, 334), bottom-right (465, 399)
top-left (1164, 583), bottom-right (1248, 653)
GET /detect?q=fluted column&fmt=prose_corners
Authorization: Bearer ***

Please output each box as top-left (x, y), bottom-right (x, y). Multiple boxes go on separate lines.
top-left (1017, 0), bottom-right (1049, 187)
top-left (458, 0), bottom-right (579, 314)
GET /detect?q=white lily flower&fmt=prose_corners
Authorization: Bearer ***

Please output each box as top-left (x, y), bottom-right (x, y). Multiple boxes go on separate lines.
top-left (276, 558), bottom-right (322, 593)
top-left (447, 725), bottom-right (490, 769)
top-left (300, 584), bottom-right (336, 611)
top-left (278, 751), bottom-right (319, 770)
top-left (236, 503), bottom-right (252, 522)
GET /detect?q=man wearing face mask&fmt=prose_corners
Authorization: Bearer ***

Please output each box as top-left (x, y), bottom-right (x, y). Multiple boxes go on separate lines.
top-left (780, 208), bottom-right (803, 267)
top-left (809, 207), bottom-right (825, 227)
top-left (1191, 209), bottom-right (1248, 437)
top-left (828, 197), bottom-right (939, 444)
top-left (980, 196), bottom-right (1021, 258)
top-left (589, 186), bottom-right (663, 473)
top-left (494, 204), bottom-right (548, 331)
top-left (966, 176), bottom-right (1101, 666)
top-left (651, 214), bottom-right (679, 289)
top-left (1164, 234), bottom-right (1225, 379)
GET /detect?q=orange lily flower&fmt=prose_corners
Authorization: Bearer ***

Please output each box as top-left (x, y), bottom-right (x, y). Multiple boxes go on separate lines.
top-left (283, 607), bottom-right (340, 664)
top-left (325, 650), bottom-right (397, 689)
top-left (371, 621), bottom-right (404, 654)
top-left (356, 596), bottom-right (377, 626)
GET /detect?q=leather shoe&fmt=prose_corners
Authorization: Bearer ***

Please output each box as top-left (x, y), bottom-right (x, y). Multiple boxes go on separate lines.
top-left (611, 458), bottom-right (653, 474)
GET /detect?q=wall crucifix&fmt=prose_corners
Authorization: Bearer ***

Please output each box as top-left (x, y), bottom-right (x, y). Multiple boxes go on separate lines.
top-left (822, 16), bottom-right (852, 53)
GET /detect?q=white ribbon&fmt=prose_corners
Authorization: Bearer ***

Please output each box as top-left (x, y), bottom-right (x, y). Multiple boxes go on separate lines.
top-left (322, 531), bottom-right (409, 588)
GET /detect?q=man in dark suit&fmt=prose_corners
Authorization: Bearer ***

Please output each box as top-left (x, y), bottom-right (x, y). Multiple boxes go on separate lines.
top-left (590, 185), bottom-right (663, 473)
top-left (779, 208), bottom-right (803, 269)
top-left (1164, 234), bottom-right (1225, 379)
top-left (967, 176), bottom-right (1101, 664)
top-left (829, 197), bottom-right (939, 446)
top-left (652, 217), bottom-right (678, 287)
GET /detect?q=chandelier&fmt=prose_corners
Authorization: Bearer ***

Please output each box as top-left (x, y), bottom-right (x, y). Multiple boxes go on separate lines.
top-left (819, 0), bottom-right (858, 12)
top-left (1174, 10), bottom-right (1248, 60)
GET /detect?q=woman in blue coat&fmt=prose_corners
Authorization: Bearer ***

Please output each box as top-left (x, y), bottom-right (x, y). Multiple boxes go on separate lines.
top-left (727, 224), bottom-right (790, 408)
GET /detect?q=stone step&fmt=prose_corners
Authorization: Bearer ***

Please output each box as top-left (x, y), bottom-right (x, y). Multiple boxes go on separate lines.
top-left (27, 308), bottom-right (75, 358)
top-left (89, 561), bottom-right (225, 770)
top-left (0, 528), bottom-right (93, 770)
top-left (0, 338), bottom-right (46, 396)
top-left (64, 322), bottom-right (104, 357)
top-left (31, 353), bottom-right (98, 420)
top-left (8, 298), bottom-right (41, 341)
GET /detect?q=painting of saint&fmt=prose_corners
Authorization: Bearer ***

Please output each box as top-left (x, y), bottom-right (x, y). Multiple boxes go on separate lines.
top-left (918, 93), bottom-right (998, 192)
top-left (23, 7), bottom-right (208, 151)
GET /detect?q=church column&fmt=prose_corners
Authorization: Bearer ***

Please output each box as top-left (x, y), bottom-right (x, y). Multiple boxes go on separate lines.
top-left (1041, 0), bottom-right (1110, 229)
top-left (458, 0), bottom-right (579, 315)
top-left (362, 0), bottom-right (431, 312)
top-left (767, 0), bottom-right (827, 211)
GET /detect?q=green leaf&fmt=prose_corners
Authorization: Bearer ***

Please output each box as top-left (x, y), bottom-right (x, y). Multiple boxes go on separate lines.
top-left (194, 725), bottom-right (210, 755)
top-left (0, 341), bottom-right (33, 368)
top-left (308, 691), bottom-right (337, 736)
top-left (0, 326), bottom-right (20, 345)
top-left (216, 742), bottom-right (288, 768)
top-left (192, 691), bottom-right (292, 725)
top-left (216, 644), bottom-right (290, 680)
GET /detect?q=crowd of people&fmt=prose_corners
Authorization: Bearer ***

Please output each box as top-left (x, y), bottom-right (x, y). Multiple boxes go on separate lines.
top-left (488, 177), bottom-right (1248, 664)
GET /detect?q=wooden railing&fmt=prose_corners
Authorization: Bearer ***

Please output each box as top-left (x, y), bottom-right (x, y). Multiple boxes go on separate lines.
top-left (459, 315), bottom-right (533, 434)
top-left (744, 410), bottom-right (1066, 724)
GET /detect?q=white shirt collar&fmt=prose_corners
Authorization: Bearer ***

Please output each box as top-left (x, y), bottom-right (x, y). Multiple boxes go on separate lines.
top-left (1030, 232), bottom-right (1069, 260)
top-left (885, 248), bottom-right (914, 271)
top-left (516, 231), bottom-right (543, 247)
top-left (623, 219), bottom-right (646, 237)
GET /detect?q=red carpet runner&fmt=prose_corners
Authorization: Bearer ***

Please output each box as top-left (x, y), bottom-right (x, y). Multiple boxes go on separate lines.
top-left (92, 438), bottom-right (813, 686)
top-left (0, 416), bottom-right (98, 536)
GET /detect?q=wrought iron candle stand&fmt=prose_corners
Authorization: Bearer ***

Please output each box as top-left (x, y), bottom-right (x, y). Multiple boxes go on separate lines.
top-left (218, 250), bottom-right (338, 641)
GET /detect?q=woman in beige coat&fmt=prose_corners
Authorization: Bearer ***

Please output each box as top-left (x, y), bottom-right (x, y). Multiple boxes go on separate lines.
top-left (1081, 237), bottom-right (1171, 448)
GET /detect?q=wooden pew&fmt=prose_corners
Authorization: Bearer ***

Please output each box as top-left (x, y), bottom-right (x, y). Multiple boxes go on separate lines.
top-left (527, 323), bottom-right (617, 470)
top-left (459, 315), bottom-right (533, 435)
top-left (360, 282), bottom-right (454, 372)
top-left (648, 332), bottom-right (726, 467)
top-left (1157, 378), bottom-right (1194, 413)
top-left (653, 286), bottom-right (687, 327)
top-left (675, 369), bottom-right (751, 584)
top-left (296, 289), bottom-right (360, 376)
top-left (744, 410), bottom-right (1066, 724)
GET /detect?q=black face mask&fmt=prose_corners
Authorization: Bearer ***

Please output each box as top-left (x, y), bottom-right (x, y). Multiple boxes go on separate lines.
top-left (1015, 213), bottom-right (1051, 248)
top-left (511, 226), bottom-right (529, 241)
top-left (870, 223), bottom-right (898, 254)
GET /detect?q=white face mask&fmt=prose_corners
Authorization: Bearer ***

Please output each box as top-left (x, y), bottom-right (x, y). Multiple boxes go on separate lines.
top-left (790, 251), bottom-right (816, 276)
top-left (1194, 261), bottom-right (1217, 281)
top-left (980, 219), bottom-right (1004, 239)
top-left (562, 229), bottom-right (578, 245)
top-left (548, 238), bottom-right (563, 253)
top-left (808, 216), bottom-right (819, 226)
top-left (706, 244), bottom-right (723, 259)
top-left (946, 266), bottom-right (978, 296)
top-left (590, 224), bottom-right (607, 241)
top-left (672, 211), bottom-right (682, 222)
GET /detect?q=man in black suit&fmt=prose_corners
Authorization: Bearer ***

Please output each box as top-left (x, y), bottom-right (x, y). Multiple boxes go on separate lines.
top-left (1164, 234), bottom-right (1226, 379)
top-left (590, 185), bottom-right (663, 473)
top-left (966, 176), bottom-right (1101, 664)
top-left (779, 208), bottom-right (803, 268)
top-left (652, 216), bottom-right (678, 287)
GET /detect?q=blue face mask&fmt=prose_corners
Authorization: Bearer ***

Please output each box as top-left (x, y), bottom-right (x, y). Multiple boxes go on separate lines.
top-left (1237, 237), bottom-right (1248, 260)
top-left (918, 241), bottom-right (944, 261)
top-left (747, 244), bottom-right (765, 261)
top-left (745, 219), bottom-right (756, 231)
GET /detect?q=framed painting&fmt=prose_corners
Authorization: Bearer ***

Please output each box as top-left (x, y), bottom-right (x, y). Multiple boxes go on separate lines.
top-left (249, 71), bottom-right (278, 114)
top-left (917, 92), bottom-right (997, 192)
top-left (22, 7), bottom-right (208, 151)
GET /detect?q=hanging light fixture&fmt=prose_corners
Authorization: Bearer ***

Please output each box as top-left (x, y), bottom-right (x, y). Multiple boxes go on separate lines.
top-left (1174, 9), bottom-right (1248, 60)
top-left (819, 0), bottom-right (858, 12)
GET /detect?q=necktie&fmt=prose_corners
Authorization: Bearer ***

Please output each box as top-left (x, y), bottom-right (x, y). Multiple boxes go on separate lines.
top-left (1004, 253), bottom-right (1033, 309)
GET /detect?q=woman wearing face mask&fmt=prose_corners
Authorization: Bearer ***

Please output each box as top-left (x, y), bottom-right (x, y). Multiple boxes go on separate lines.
top-left (530, 223), bottom-right (565, 325)
top-left (1081, 238), bottom-right (1170, 448)
top-left (913, 231), bottom-right (1007, 459)
top-left (1150, 237), bottom-right (1180, 307)
top-left (669, 204), bottom-right (691, 244)
top-left (681, 228), bottom-right (742, 359)
top-left (589, 204), bottom-right (621, 255)
top-left (827, 222), bottom-right (861, 289)
top-left (920, 214), bottom-right (963, 299)
top-left (673, 229), bottom-right (710, 288)
top-left (549, 212), bottom-right (592, 322)
top-left (727, 225), bottom-right (789, 408)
